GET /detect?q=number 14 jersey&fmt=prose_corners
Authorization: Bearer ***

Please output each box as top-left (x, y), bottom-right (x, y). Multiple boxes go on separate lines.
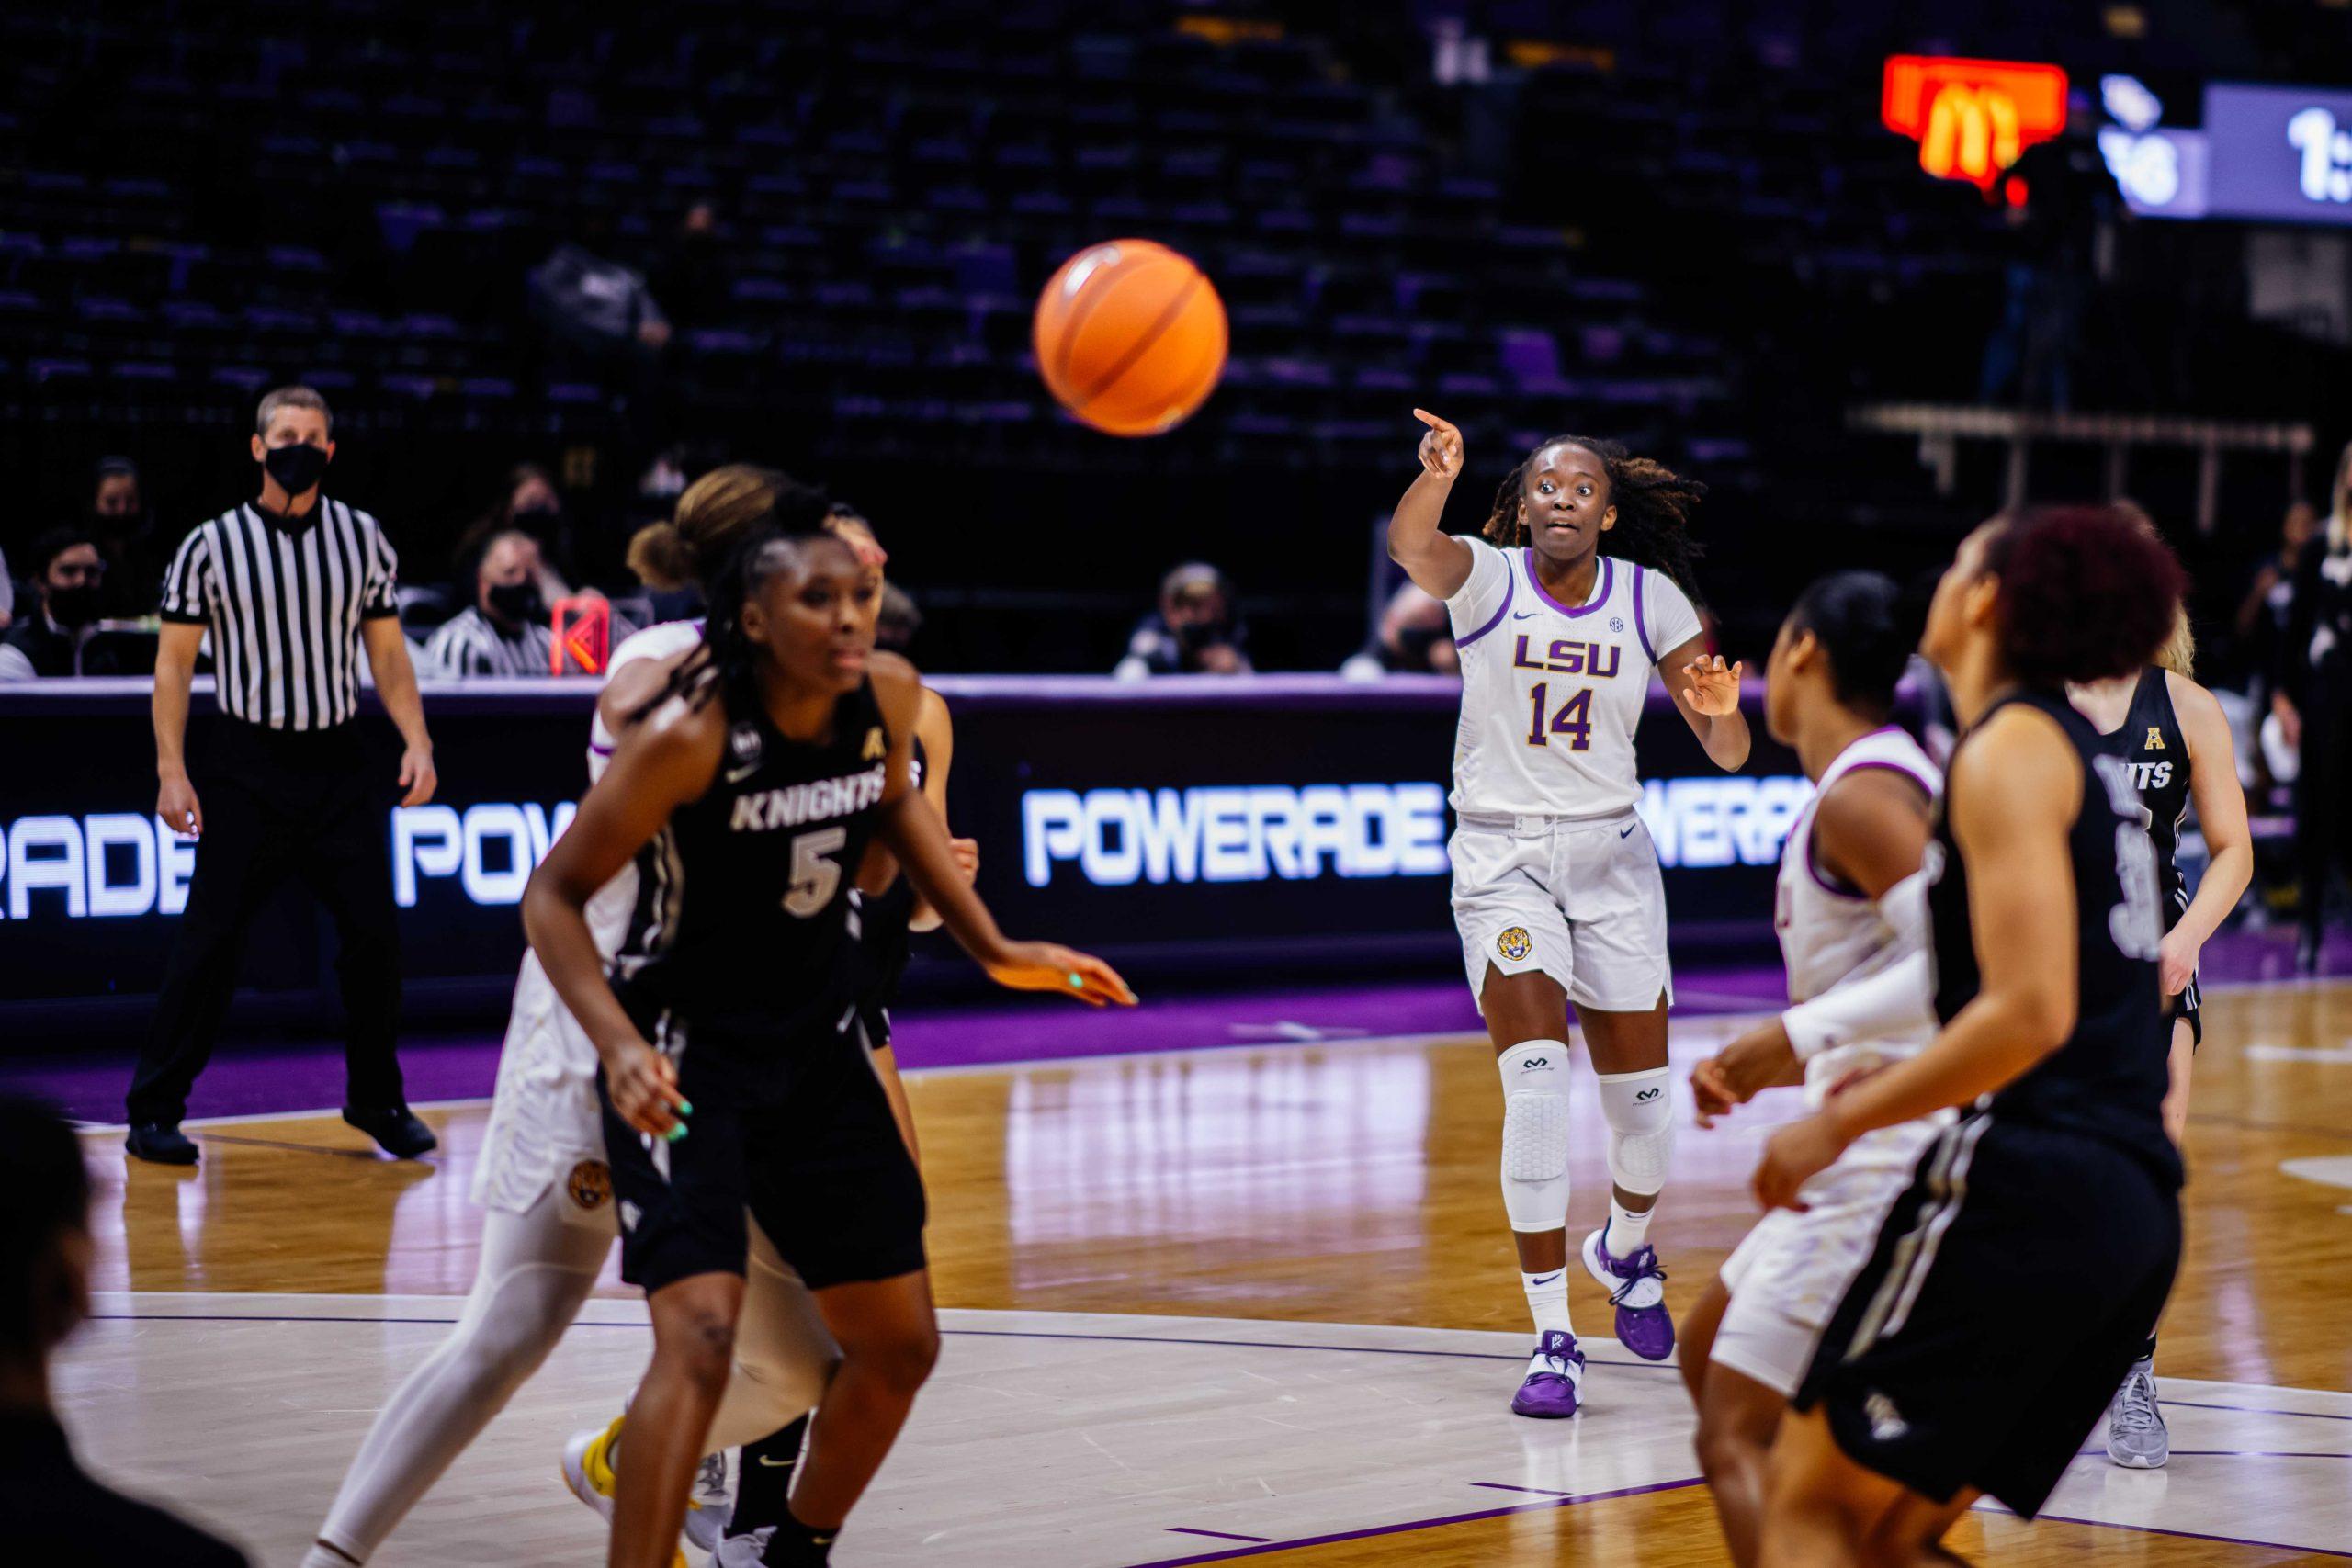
top-left (614, 676), bottom-right (892, 1044)
top-left (1443, 536), bottom-right (1702, 818)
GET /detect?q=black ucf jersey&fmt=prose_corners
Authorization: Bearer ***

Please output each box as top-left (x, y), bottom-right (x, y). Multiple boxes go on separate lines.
top-left (854, 733), bottom-right (927, 1040)
top-left (1927, 685), bottom-right (2180, 1187)
top-left (614, 678), bottom-right (892, 1047)
top-left (2097, 665), bottom-right (2191, 933)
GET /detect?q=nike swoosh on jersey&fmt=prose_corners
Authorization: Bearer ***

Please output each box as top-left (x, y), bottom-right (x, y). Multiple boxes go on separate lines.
top-left (1512, 610), bottom-right (1540, 620)
top-left (726, 763), bottom-right (761, 784)
top-left (756, 1454), bottom-right (797, 1468)
top-left (1619, 823), bottom-right (1636, 838)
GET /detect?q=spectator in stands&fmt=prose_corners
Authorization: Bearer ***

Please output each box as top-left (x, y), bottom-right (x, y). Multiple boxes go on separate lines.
top-left (1115, 562), bottom-right (1252, 678)
top-left (878, 582), bottom-right (922, 654)
top-left (2281, 443), bottom-right (2352, 972)
top-left (1982, 95), bottom-right (2123, 410)
top-left (89, 457), bottom-right (168, 617)
top-left (424, 528), bottom-right (559, 678)
top-left (2240, 498), bottom-right (2319, 645)
top-left (0, 543), bottom-right (15, 630)
top-left (0, 530), bottom-right (124, 680)
top-left (625, 520), bottom-right (704, 623)
top-left (0, 1096), bottom-right (250, 1562)
top-left (651, 201), bottom-right (725, 333)
top-left (1340, 581), bottom-right (1458, 679)
top-left (465, 463), bottom-right (578, 599)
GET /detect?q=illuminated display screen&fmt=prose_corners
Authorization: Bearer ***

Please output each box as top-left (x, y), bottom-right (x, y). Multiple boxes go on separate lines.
top-left (2205, 83), bottom-right (2352, 225)
top-left (0, 679), bottom-right (1829, 1020)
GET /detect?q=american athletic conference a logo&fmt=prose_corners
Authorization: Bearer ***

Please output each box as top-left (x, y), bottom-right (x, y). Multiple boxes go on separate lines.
top-left (1497, 927), bottom-right (1533, 962)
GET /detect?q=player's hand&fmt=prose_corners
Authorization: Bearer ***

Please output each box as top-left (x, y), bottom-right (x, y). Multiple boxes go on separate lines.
top-left (985, 942), bottom-right (1137, 1008)
top-left (158, 772), bottom-right (204, 839)
top-left (2157, 927), bottom-right (2199, 1002)
top-left (605, 1038), bottom-right (690, 1141)
top-left (398, 744), bottom-right (438, 808)
top-left (1412, 409), bottom-right (1463, 480)
top-left (1679, 655), bottom-right (1744, 717)
top-left (949, 837), bottom-right (980, 884)
top-left (1753, 1112), bottom-right (1848, 1212)
top-left (1690, 1056), bottom-right (1739, 1128)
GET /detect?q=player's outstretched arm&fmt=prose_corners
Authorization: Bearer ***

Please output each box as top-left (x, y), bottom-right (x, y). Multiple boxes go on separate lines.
top-left (1659, 634), bottom-right (1750, 771)
top-left (868, 659), bottom-right (1135, 1008)
top-left (1387, 410), bottom-right (1476, 600)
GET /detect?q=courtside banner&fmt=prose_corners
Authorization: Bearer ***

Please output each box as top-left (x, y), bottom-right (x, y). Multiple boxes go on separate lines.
top-left (0, 675), bottom-right (1824, 1019)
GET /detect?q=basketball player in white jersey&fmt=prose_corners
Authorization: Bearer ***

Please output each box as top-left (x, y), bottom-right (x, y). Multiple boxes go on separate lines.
top-left (1677, 572), bottom-right (1944, 1566)
top-left (302, 468), bottom-right (853, 1568)
top-left (1390, 412), bottom-right (1748, 1416)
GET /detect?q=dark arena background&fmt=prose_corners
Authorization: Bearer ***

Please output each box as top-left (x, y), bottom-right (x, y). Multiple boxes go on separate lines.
top-left (3, 3), bottom-right (2350, 1565)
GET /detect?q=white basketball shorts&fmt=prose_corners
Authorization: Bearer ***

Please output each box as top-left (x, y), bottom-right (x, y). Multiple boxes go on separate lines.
top-left (1450, 810), bottom-right (1673, 1014)
top-left (1711, 1114), bottom-right (1949, 1396)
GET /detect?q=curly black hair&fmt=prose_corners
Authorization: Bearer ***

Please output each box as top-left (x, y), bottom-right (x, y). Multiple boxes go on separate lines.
top-left (1480, 434), bottom-right (1707, 604)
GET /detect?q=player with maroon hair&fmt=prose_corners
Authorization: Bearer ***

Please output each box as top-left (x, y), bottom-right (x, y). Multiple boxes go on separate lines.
top-left (1750, 507), bottom-right (2188, 1566)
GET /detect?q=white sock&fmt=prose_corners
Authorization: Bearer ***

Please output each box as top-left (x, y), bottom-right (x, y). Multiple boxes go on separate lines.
top-left (301, 1549), bottom-right (362, 1568)
top-left (1521, 1268), bottom-right (1572, 1337)
top-left (1606, 1198), bottom-right (1655, 1255)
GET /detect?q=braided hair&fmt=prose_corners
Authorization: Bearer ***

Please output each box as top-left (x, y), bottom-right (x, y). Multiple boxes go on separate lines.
top-left (627, 464), bottom-right (832, 725)
top-left (1481, 434), bottom-right (1708, 604)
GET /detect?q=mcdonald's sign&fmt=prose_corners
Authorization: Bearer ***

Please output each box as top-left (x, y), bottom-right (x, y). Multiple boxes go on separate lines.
top-left (1882, 56), bottom-right (2069, 190)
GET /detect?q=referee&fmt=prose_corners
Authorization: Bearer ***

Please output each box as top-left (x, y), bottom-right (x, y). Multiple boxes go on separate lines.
top-left (127, 387), bottom-right (440, 1165)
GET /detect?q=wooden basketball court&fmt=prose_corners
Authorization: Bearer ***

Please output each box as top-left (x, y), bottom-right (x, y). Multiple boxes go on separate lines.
top-left (65, 980), bottom-right (2352, 1564)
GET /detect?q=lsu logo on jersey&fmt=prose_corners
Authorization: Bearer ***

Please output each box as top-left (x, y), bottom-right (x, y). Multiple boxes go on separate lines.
top-left (2143, 727), bottom-right (2165, 751)
top-left (1511, 636), bottom-right (1622, 678)
top-left (1497, 926), bottom-right (1533, 962)
top-left (565, 1158), bottom-right (612, 1213)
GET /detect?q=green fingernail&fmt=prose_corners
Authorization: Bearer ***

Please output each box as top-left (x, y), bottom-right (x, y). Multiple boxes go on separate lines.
top-left (678, 1100), bottom-right (694, 1115)
top-left (1069, 972), bottom-right (1084, 988)
top-left (664, 1123), bottom-right (688, 1142)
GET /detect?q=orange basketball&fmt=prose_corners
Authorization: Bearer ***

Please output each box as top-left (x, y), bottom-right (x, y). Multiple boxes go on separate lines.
top-left (1033, 239), bottom-right (1227, 437)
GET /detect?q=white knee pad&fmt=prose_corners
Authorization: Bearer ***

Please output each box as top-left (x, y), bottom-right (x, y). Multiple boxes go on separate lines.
top-left (1498, 1041), bottom-right (1571, 1233)
top-left (1597, 1066), bottom-right (1676, 1196)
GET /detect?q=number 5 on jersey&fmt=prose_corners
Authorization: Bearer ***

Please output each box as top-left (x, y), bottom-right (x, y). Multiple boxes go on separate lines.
top-left (783, 826), bottom-right (848, 918)
top-left (1527, 682), bottom-right (1594, 750)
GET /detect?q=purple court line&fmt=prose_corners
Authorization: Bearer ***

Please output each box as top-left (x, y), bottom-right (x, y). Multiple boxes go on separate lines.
top-left (1471, 1482), bottom-right (1577, 1495)
top-left (1164, 1528), bottom-right (1274, 1544)
top-left (1116, 1477), bottom-right (1706, 1568)
top-left (78, 1314), bottom-right (1674, 1372)
top-left (2030, 1510), bottom-right (2352, 1559)
top-left (2161, 1396), bottom-right (2352, 1423)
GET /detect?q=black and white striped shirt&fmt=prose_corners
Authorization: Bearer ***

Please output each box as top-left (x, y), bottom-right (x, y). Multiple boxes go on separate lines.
top-left (423, 606), bottom-right (556, 679)
top-left (159, 498), bottom-right (401, 729)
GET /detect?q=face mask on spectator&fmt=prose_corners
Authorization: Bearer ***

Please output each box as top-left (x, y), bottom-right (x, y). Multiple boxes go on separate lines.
top-left (48, 584), bottom-right (102, 627)
top-left (487, 581), bottom-right (546, 626)
top-left (263, 443), bottom-right (329, 496)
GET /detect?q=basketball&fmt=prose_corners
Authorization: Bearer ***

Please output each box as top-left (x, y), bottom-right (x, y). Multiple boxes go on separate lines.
top-left (1033, 239), bottom-right (1227, 437)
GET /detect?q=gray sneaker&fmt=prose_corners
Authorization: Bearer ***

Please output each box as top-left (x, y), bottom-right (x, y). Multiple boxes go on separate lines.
top-left (2104, 1358), bottom-right (2169, 1469)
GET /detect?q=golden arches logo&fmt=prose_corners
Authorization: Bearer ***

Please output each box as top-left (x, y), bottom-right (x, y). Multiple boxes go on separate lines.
top-left (1921, 84), bottom-right (2023, 185)
top-left (1881, 56), bottom-right (2067, 193)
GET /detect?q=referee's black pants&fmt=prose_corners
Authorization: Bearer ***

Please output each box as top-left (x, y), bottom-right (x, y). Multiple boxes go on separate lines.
top-left (129, 719), bottom-right (406, 1126)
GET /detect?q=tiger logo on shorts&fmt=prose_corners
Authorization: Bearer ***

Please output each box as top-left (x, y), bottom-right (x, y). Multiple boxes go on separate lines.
top-left (1497, 927), bottom-right (1533, 963)
top-left (565, 1158), bottom-right (612, 1213)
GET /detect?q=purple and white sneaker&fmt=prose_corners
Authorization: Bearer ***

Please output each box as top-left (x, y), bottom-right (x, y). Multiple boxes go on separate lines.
top-left (1510, 1330), bottom-right (1585, 1418)
top-left (1582, 1225), bottom-right (1674, 1361)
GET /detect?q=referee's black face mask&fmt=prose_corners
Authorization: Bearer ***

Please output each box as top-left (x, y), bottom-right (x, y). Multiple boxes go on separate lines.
top-left (262, 442), bottom-right (329, 497)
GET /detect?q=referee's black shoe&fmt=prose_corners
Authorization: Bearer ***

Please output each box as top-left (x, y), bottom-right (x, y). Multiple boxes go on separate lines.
top-left (344, 1104), bottom-right (439, 1159)
top-left (126, 1122), bottom-right (199, 1165)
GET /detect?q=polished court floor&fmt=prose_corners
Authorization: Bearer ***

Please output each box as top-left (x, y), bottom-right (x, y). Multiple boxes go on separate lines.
top-left (63, 980), bottom-right (2352, 1565)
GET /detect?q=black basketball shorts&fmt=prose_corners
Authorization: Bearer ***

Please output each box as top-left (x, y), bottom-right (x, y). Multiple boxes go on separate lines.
top-left (1794, 1112), bottom-right (2181, 1518)
top-left (598, 1015), bottom-right (927, 1296)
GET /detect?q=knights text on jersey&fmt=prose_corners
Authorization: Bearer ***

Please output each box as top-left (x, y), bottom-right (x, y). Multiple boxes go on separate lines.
top-left (2093, 665), bottom-right (2191, 921)
top-left (1443, 536), bottom-right (1702, 818)
top-left (614, 678), bottom-right (892, 1047)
